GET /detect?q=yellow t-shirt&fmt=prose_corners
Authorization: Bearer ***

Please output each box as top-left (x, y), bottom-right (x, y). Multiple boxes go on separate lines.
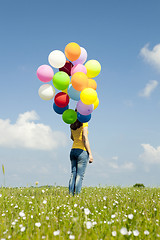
top-left (71, 122), bottom-right (88, 151)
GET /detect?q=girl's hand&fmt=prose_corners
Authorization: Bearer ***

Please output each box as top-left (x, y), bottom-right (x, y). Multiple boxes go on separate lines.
top-left (89, 154), bottom-right (93, 163)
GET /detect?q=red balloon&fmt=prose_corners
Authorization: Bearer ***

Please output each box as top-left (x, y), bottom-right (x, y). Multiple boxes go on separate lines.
top-left (59, 61), bottom-right (73, 76)
top-left (54, 92), bottom-right (69, 108)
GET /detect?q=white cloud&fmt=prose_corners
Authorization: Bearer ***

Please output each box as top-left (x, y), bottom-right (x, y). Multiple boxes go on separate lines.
top-left (139, 80), bottom-right (158, 97)
top-left (139, 144), bottom-right (160, 164)
top-left (0, 111), bottom-right (67, 150)
top-left (109, 161), bottom-right (134, 171)
top-left (112, 156), bottom-right (118, 160)
top-left (140, 43), bottom-right (160, 71)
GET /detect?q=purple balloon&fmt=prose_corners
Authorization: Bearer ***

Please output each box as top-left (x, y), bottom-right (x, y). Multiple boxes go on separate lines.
top-left (76, 100), bottom-right (94, 116)
top-left (72, 47), bottom-right (87, 65)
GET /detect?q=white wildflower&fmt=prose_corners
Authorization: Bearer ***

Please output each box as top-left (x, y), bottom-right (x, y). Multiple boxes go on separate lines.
top-left (19, 211), bottom-right (25, 217)
top-left (35, 222), bottom-right (41, 228)
top-left (111, 214), bottom-right (116, 218)
top-left (53, 230), bottom-right (60, 236)
top-left (74, 204), bottom-right (77, 207)
top-left (69, 235), bottom-right (75, 239)
top-left (133, 230), bottom-right (139, 236)
top-left (103, 196), bottom-right (107, 200)
top-left (42, 190), bottom-right (45, 193)
top-left (120, 227), bottom-right (128, 235)
top-left (43, 200), bottom-right (47, 204)
top-left (128, 214), bottom-right (133, 219)
top-left (84, 208), bottom-right (90, 215)
top-left (128, 230), bottom-right (132, 235)
top-left (21, 227), bottom-right (26, 232)
top-left (112, 231), bottom-right (117, 236)
top-left (46, 216), bottom-right (49, 220)
top-left (0, 194), bottom-right (2, 197)
top-left (86, 221), bottom-right (92, 229)
top-left (144, 230), bottom-right (149, 235)
top-left (92, 221), bottom-right (97, 225)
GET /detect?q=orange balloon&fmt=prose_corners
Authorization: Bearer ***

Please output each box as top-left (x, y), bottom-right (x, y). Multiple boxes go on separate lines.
top-left (88, 79), bottom-right (97, 90)
top-left (65, 42), bottom-right (81, 61)
top-left (71, 72), bottom-right (88, 91)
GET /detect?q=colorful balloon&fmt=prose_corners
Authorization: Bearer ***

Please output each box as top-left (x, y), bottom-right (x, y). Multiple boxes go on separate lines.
top-left (53, 71), bottom-right (70, 90)
top-left (37, 65), bottom-right (54, 83)
top-left (93, 97), bottom-right (99, 110)
top-left (62, 109), bottom-right (77, 124)
top-left (48, 50), bottom-right (66, 68)
top-left (65, 42), bottom-right (81, 61)
top-left (38, 84), bottom-right (55, 100)
top-left (80, 88), bottom-right (97, 105)
top-left (53, 103), bottom-right (69, 115)
top-left (59, 61), bottom-right (73, 76)
top-left (88, 78), bottom-right (97, 90)
top-left (71, 72), bottom-right (88, 91)
top-left (62, 88), bottom-right (68, 94)
top-left (54, 92), bottom-right (69, 108)
top-left (85, 60), bottom-right (101, 78)
top-left (72, 47), bottom-right (87, 65)
top-left (67, 84), bottom-right (80, 101)
top-left (76, 100), bottom-right (93, 115)
top-left (77, 112), bottom-right (91, 123)
top-left (71, 64), bottom-right (87, 76)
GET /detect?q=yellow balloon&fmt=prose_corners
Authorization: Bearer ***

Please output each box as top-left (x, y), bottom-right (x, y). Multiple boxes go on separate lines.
top-left (93, 97), bottom-right (99, 109)
top-left (80, 88), bottom-right (97, 105)
top-left (85, 60), bottom-right (101, 78)
top-left (62, 88), bottom-right (68, 94)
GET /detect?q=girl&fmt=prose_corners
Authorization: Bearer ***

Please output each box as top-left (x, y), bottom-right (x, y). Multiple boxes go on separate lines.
top-left (69, 113), bottom-right (93, 196)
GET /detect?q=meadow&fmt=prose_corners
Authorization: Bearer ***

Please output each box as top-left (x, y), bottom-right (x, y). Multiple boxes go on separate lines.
top-left (0, 186), bottom-right (160, 239)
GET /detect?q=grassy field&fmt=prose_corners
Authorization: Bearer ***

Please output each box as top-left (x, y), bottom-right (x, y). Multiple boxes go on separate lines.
top-left (0, 186), bottom-right (160, 239)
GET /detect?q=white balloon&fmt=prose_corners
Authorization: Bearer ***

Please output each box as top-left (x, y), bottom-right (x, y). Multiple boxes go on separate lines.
top-left (48, 50), bottom-right (66, 68)
top-left (38, 84), bottom-right (55, 100)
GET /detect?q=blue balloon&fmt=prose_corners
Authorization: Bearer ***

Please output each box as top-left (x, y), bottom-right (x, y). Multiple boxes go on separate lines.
top-left (53, 103), bottom-right (69, 115)
top-left (67, 84), bottom-right (80, 101)
top-left (77, 112), bottom-right (91, 123)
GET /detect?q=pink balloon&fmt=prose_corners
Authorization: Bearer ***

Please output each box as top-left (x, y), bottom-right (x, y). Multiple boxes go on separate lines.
top-left (76, 100), bottom-right (94, 116)
top-left (37, 65), bottom-right (54, 82)
top-left (71, 64), bottom-right (87, 76)
top-left (72, 47), bottom-right (87, 65)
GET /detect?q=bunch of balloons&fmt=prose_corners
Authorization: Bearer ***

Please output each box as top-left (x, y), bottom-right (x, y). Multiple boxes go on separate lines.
top-left (37, 42), bottom-right (101, 124)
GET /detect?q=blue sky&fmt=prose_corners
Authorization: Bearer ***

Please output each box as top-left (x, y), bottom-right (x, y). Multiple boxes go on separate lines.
top-left (0, 0), bottom-right (160, 187)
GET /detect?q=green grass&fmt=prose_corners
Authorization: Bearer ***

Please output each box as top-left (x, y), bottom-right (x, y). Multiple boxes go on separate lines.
top-left (0, 186), bottom-right (160, 239)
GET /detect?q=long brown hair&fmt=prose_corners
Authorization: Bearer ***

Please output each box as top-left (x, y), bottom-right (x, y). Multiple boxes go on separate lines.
top-left (70, 109), bottom-right (83, 130)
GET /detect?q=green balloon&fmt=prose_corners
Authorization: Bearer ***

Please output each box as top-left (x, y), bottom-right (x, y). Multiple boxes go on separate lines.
top-left (62, 109), bottom-right (77, 124)
top-left (53, 71), bottom-right (70, 90)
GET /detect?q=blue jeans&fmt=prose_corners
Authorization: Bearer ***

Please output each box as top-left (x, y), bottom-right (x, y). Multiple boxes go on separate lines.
top-left (69, 148), bottom-right (89, 196)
